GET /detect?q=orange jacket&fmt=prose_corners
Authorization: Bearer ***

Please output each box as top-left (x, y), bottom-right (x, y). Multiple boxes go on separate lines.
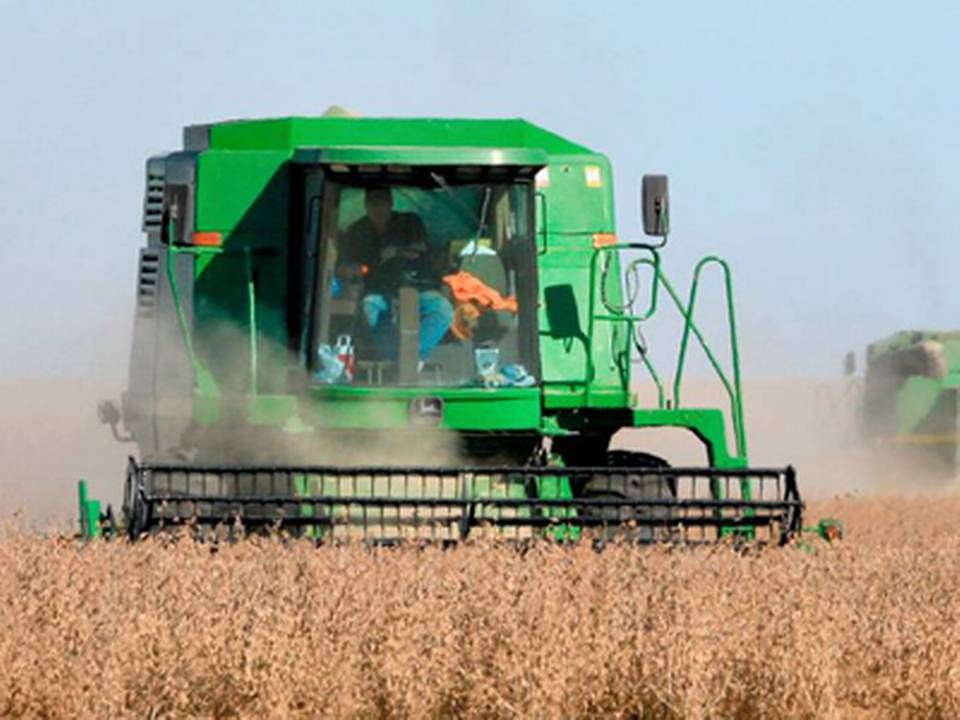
top-left (442, 271), bottom-right (518, 340)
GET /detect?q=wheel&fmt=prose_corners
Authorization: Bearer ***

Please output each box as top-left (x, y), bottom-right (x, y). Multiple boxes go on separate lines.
top-left (578, 451), bottom-right (677, 542)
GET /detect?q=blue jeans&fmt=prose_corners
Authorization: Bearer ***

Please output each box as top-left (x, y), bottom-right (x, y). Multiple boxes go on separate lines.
top-left (361, 290), bottom-right (454, 361)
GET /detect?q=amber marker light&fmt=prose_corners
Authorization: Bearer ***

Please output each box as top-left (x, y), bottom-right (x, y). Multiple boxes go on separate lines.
top-left (592, 233), bottom-right (618, 248)
top-left (192, 232), bottom-right (223, 247)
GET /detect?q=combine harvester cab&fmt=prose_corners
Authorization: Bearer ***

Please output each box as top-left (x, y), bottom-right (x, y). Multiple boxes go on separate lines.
top-left (856, 331), bottom-right (960, 479)
top-left (85, 114), bottom-right (804, 544)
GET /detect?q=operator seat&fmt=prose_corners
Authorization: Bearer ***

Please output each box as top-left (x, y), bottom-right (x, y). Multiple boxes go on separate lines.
top-left (457, 250), bottom-right (518, 354)
top-left (428, 246), bottom-right (521, 382)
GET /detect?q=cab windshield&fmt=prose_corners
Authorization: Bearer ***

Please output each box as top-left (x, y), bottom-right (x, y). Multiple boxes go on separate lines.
top-left (308, 175), bottom-right (538, 388)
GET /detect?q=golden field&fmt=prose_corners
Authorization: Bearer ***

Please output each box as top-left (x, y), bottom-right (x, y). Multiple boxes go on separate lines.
top-left (1, 378), bottom-right (955, 717)
top-left (0, 494), bottom-right (958, 719)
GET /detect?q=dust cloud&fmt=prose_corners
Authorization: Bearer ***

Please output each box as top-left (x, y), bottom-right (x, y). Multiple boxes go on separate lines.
top-left (0, 377), bottom-right (130, 526)
top-left (144, 316), bottom-right (470, 470)
top-left (616, 376), bottom-right (959, 500)
top-left (3, 309), bottom-right (954, 530)
top-left (4, 372), bottom-right (952, 529)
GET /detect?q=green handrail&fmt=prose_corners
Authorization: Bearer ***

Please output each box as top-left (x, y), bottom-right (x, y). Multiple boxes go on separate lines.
top-left (586, 244), bottom-right (662, 404)
top-left (670, 256), bottom-right (746, 458)
top-left (585, 248), bottom-right (747, 460)
top-left (634, 332), bottom-right (666, 409)
top-left (245, 248), bottom-right (259, 396)
top-left (166, 246), bottom-right (204, 382)
top-left (165, 243), bottom-right (277, 398)
top-left (166, 246), bottom-right (223, 398)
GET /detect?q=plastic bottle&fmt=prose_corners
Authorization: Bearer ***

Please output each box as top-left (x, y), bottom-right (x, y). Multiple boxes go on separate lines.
top-left (313, 344), bottom-right (345, 384)
top-left (335, 334), bottom-right (355, 381)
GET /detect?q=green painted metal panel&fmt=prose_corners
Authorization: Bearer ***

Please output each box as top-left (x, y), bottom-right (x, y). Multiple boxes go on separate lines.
top-left (633, 408), bottom-right (746, 469)
top-left (897, 376), bottom-right (943, 433)
top-left (294, 145), bottom-right (548, 168)
top-left (208, 119), bottom-right (294, 150)
top-left (195, 151), bottom-right (291, 234)
top-left (543, 387), bottom-right (630, 409)
top-left (190, 244), bottom-right (289, 395)
top-left (537, 250), bottom-right (627, 399)
top-left (533, 153), bottom-right (624, 408)
top-left (538, 154), bottom-right (615, 234)
top-left (305, 386), bottom-right (541, 430)
top-left (208, 117), bottom-right (592, 154)
top-left (77, 479), bottom-right (101, 540)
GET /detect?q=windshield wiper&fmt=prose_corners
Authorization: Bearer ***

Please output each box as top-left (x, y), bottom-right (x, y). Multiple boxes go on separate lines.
top-left (430, 172), bottom-right (493, 260)
top-left (429, 172), bottom-right (485, 231)
top-left (475, 186), bottom-right (491, 240)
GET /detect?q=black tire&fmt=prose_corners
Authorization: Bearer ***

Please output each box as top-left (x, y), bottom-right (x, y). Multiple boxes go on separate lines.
top-left (579, 451), bottom-right (677, 542)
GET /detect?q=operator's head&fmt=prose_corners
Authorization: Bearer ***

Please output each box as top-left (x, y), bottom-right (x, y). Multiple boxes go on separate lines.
top-left (365, 187), bottom-right (393, 233)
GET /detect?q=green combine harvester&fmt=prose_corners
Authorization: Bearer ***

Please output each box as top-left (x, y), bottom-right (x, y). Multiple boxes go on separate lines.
top-left (855, 330), bottom-right (960, 479)
top-left (81, 113), bottom-right (804, 544)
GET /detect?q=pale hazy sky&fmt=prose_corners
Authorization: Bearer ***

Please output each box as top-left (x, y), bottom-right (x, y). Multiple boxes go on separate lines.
top-left (2, 0), bottom-right (959, 379)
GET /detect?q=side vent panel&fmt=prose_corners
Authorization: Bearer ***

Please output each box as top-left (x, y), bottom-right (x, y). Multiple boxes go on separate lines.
top-left (142, 157), bottom-right (167, 236)
top-left (136, 249), bottom-right (161, 318)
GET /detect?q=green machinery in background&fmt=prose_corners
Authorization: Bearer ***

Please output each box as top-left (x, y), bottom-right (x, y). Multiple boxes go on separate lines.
top-left (854, 330), bottom-right (960, 478)
top-left (84, 113), bottom-right (803, 543)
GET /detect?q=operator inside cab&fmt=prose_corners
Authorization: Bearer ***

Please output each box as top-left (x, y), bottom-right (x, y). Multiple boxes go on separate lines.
top-left (337, 187), bottom-right (453, 364)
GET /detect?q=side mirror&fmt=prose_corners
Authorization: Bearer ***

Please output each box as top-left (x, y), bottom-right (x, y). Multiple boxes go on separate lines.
top-left (98, 399), bottom-right (133, 443)
top-left (97, 399), bottom-right (121, 426)
top-left (642, 174), bottom-right (670, 237)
